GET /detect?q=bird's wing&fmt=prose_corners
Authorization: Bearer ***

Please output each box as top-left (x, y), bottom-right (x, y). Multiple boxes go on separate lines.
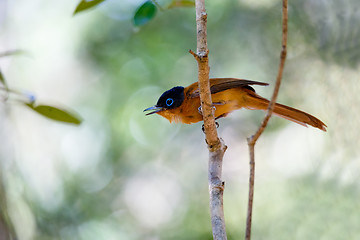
top-left (187, 78), bottom-right (269, 98)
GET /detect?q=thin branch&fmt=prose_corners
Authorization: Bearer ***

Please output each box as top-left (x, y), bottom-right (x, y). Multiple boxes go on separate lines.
top-left (0, 86), bottom-right (36, 104)
top-left (0, 86), bottom-right (25, 96)
top-left (191, 0), bottom-right (228, 239)
top-left (245, 1), bottom-right (288, 240)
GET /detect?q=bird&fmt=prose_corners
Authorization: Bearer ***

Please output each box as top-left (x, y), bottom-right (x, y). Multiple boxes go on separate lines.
top-left (144, 78), bottom-right (327, 131)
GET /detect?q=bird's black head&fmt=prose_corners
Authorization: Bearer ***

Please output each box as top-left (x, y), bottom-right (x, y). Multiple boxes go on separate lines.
top-left (156, 86), bottom-right (184, 109)
top-left (144, 86), bottom-right (185, 115)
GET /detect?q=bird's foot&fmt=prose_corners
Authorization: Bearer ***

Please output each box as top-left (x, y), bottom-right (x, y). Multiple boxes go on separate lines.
top-left (198, 106), bottom-right (203, 115)
top-left (198, 102), bottom-right (223, 116)
top-left (198, 106), bottom-right (216, 116)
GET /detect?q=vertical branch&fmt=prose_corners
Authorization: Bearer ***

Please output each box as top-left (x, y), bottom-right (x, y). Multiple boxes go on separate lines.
top-left (190, 2), bottom-right (218, 147)
top-left (245, 1), bottom-right (288, 240)
top-left (190, 0), bottom-right (227, 239)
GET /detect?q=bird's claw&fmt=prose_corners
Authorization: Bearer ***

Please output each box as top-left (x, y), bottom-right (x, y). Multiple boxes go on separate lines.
top-left (198, 106), bottom-right (203, 116)
top-left (198, 103), bottom-right (221, 116)
top-left (198, 106), bottom-right (216, 116)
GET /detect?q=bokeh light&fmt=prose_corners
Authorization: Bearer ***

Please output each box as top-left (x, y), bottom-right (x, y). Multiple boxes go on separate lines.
top-left (1, 0), bottom-right (359, 239)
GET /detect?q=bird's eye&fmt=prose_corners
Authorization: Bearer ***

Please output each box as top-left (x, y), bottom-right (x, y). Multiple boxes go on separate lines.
top-left (166, 98), bottom-right (174, 107)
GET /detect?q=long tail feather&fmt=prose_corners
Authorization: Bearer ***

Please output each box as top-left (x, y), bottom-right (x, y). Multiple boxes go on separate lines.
top-left (244, 92), bottom-right (327, 131)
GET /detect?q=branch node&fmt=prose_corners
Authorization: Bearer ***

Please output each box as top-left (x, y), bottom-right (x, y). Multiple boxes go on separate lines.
top-left (208, 138), bottom-right (227, 152)
top-left (198, 49), bottom-right (209, 60)
top-left (210, 177), bottom-right (223, 187)
top-left (189, 49), bottom-right (198, 60)
top-left (247, 135), bottom-right (255, 145)
top-left (207, 139), bottom-right (221, 151)
top-left (201, 12), bottom-right (207, 20)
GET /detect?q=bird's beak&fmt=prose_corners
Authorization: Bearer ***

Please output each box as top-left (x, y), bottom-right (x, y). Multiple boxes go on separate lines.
top-left (143, 106), bottom-right (164, 115)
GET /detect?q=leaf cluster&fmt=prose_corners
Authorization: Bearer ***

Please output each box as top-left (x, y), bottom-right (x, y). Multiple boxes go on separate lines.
top-left (0, 52), bottom-right (82, 125)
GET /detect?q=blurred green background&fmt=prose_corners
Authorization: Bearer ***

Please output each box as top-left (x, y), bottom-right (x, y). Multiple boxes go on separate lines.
top-left (1, 0), bottom-right (360, 239)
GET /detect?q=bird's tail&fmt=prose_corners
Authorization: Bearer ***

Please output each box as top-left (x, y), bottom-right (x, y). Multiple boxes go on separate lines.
top-left (244, 91), bottom-right (327, 131)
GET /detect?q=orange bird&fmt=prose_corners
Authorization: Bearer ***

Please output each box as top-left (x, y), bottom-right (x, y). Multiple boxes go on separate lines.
top-left (144, 78), bottom-right (327, 131)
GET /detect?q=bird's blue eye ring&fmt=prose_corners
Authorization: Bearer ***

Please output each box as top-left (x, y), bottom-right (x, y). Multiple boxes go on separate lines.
top-left (166, 98), bottom-right (174, 106)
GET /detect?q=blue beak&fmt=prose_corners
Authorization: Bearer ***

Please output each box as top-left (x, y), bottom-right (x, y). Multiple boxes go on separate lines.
top-left (143, 106), bottom-right (163, 115)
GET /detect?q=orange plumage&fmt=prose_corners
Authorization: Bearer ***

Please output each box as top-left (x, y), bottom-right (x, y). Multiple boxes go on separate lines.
top-left (144, 78), bottom-right (327, 131)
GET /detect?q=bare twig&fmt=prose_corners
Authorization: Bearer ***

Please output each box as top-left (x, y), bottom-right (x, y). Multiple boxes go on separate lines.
top-left (245, 1), bottom-right (288, 240)
top-left (0, 86), bottom-right (25, 96)
top-left (191, 0), bottom-right (227, 239)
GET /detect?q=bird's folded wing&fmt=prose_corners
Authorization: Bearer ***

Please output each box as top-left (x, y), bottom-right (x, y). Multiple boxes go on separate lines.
top-left (188, 78), bottom-right (269, 98)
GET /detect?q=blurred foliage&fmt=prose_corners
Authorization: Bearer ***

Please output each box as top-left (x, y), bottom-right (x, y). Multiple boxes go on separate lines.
top-left (133, 1), bottom-right (157, 26)
top-left (291, 0), bottom-right (360, 68)
top-left (1, 0), bottom-right (360, 239)
top-left (74, 0), bottom-right (195, 25)
top-left (0, 50), bottom-right (27, 58)
top-left (0, 50), bottom-right (82, 125)
top-left (74, 0), bottom-right (106, 15)
top-left (0, 69), bottom-right (6, 88)
top-left (167, 0), bottom-right (195, 9)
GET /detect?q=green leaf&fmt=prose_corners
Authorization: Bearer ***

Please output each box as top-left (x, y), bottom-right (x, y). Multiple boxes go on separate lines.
top-left (167, 0), bottom-right (195, 9)
top-left (26, 103), bottom-right (82, 125)
top-left (73, 0), bottom-right (106, 15)
top-left (134, 1), bottom-right (157, 26)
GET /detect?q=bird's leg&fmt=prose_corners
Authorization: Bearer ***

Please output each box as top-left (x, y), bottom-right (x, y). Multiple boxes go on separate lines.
top-left (212, 101), bottom-right (224, 129)
top-left (200, 101), bottom-right (224, 133)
